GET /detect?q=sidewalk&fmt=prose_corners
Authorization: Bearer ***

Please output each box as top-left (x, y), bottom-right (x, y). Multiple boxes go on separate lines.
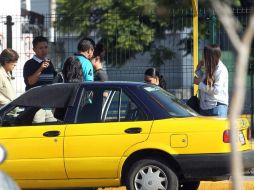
top-left (98, 181), bottom-right (254, 190)
top-left (198, 181), bottom-right (254, 190)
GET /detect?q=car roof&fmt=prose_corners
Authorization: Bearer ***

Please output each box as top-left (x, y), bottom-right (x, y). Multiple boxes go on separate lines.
top-left (11, 83), bottom-right (80, 108)
top-left (10, 81), bottom-right (148, 108)
top-left (79, 81), bottom-right (147, 87)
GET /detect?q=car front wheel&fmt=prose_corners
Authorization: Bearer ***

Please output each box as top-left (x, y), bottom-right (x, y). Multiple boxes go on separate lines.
top-left (126, 159), bottom-right (179, 190)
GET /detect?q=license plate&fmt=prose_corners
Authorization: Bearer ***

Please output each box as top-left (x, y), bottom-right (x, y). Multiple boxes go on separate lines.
top-left (239, 131), bottom-right (246, 145)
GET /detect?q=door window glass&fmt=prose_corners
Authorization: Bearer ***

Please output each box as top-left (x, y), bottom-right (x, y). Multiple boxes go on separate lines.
top-left (104, 91), bottom-right (120, 122)
top-left (76, 89), bottom-right (104, 123)
top-left (76, 88), bottom-right (147, 123)
top-left (104, 90), bottom-right (147, 122)
top-left (1, 106), bottom-right (65, 127)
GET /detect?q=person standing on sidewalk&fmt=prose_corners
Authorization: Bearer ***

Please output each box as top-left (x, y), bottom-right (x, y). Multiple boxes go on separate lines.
top-left (75, 37), bottom-right (95, 81)
top-left (55, 38), bottom-right (95, 84)
top-left (23, 36), bottom-right (57, 123)
top-left (23, 36), bottom-right (56, 91)
top-left (194, 44), bottom-right (228, 117)
top-left (144, 67), bottom-right (167, 90)
top-left (62, 56), bottom-right (84, 83)
top-left (91, 43), bottom-right (108, 81)
top-left (0, 48), bottom-right (19, 106)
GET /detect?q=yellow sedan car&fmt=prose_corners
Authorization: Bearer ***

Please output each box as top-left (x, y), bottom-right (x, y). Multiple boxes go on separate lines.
top-left (0, 82), bottom-right (253, 190)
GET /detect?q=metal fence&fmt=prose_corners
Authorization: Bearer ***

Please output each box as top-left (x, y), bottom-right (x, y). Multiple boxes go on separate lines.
top-left (0, 8), bottom-right (253, 117)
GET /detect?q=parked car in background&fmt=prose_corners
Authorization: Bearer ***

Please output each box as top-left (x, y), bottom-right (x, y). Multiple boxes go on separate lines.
top-left (0, 145), bottom-right (20, 190)
top-left (0, 82), bottom-right (253, 190)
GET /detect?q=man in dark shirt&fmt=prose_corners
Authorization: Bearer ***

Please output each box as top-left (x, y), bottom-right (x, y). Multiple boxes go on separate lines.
top-left (23, 36), bottom-right (56, 91)
top-left (91, 43), bottom-right (108, 81)
top-left (23, 36), bottom-right (57, 123)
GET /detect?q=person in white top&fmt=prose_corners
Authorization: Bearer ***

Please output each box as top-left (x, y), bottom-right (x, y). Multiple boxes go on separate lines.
top-left (194, 44), bottom-right (228, 117)
top-left (0, 49), bottom-right (19, 106)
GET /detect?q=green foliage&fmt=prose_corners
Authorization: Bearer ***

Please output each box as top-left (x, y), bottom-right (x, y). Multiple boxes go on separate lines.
top-left (150, 46), bottom-right (175, 67)
top-left (56, 0), bottom-right (191, 66)
top-left (56, 0), bottom-right (251, 66)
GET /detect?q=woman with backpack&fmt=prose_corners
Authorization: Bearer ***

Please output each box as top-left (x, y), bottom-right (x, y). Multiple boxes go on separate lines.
top-left (194, 44), bottom-right (228, 117)
top-left (61, 56), bottom-right (84, 83)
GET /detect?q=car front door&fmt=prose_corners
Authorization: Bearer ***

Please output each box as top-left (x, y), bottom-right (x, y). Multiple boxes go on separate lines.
top-left (0, 106), bottom-right (67, 180)
top-left (64, 87), bottom-right (153, 179)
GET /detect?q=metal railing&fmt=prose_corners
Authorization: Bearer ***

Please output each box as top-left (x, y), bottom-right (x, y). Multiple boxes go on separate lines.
top-left (0, 8), bottom-right (253, 119)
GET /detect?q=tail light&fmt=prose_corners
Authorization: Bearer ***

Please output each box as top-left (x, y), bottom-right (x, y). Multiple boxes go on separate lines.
top-left (223, 129), bottom-right (250, 144)
top-left (247, 127), bottom-right (251, 141)
top-left (223, 130), bottom-right (230, 143)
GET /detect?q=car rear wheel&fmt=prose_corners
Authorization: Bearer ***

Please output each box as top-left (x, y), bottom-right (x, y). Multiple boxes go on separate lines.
top-left (179, 181), bottom-right (200, 190)
top-left (126, 159), bottom-right (179, 190)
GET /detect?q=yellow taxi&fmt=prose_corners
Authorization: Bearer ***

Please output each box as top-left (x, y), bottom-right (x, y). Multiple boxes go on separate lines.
top-left (0, 82), bottom-right (253, 190)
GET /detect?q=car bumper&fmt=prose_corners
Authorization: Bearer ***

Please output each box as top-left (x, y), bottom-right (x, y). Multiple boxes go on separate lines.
top-left (174, 150), bottom-right (254, 181)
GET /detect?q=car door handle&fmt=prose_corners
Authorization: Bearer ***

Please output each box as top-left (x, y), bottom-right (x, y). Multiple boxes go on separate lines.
top-left (124, 127), bottom-right (142, 134)
top-left (43, 130), bottom-right (60, 137)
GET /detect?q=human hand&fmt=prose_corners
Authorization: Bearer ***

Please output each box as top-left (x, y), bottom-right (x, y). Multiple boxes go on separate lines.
top-left (40, 59), bottom-right (50, 71)
top-left (196, 59), bottom-right (204, 70)
top-left (199, 59), bottom-right (204, 66)
top-left (194, 76), bottom-right (201, 85)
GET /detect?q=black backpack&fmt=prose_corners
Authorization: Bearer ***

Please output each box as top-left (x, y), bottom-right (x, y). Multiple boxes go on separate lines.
top-left (186, 95), bottom-right (200, 113)
top-left (53, 71), bottom-right (64, 83)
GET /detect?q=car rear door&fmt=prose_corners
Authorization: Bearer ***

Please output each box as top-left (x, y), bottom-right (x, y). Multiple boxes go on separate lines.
top-left (0, 106), bottom-right (67, 180)
top-left (64, 87), bottom-right (153, 179)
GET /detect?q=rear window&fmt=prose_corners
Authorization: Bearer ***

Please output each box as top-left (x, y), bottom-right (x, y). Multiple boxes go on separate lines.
top-left (143, 86), bottom-right (198, 117)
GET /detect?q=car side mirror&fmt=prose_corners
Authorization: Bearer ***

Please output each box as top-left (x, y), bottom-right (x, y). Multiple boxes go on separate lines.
top-left (0, 145), bottom-right (7, 164)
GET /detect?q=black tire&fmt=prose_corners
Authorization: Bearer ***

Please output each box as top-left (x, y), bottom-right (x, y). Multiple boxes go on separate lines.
top-left (179, 181), bottom-right (200, 190)
top-left (126, 159), bottom-right (179, 190)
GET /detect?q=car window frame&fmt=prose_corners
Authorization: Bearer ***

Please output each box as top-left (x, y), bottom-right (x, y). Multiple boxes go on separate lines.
top-left (74, 86), bottom-right (119, 123)
top-left (74, 85), bottom-right (150, 124)
top-left (0, 105), bottom-right (70, 127)
top-left (142, 85), bottom-right (197, 117)
top-left (124, 87), bottom-right (152, 120)
top-left (102, 88), bottom-right (149, 122)
top-left (102, 90), bottom-right (120, 122)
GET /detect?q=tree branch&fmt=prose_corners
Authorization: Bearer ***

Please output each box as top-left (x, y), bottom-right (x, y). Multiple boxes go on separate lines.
top-left (209, 1), bottom-right (254, 190)
top-left (210, 0), bottom-right (242, 50)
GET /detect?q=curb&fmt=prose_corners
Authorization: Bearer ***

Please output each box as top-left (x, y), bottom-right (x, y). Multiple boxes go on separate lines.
top-left (199, 181), bottom-right (254, 190)
top-left (98, 181), bottom-right (254, 190)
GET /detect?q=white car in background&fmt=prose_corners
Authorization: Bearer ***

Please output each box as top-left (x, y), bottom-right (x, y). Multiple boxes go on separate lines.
top-left (0, 145), bottom-right (20, 190)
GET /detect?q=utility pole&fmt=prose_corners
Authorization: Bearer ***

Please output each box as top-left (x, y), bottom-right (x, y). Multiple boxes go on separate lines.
top-left (5, 16), bottom-right (14, 48)
top-left (192, 0), bottom-right (198, 95)
top-left (49, 0), bottom-right (56, 42)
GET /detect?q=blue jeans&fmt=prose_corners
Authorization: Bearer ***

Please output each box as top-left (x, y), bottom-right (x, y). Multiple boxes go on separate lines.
top-left (200, 103), bottom-right (228, 117)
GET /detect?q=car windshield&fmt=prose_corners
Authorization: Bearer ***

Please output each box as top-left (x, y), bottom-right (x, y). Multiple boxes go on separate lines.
top-left (142, 85), bottom-right (198, 117)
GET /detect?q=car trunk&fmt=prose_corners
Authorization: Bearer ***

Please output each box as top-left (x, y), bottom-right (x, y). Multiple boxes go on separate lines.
top-left (150, 116), bottom-right (251, 154)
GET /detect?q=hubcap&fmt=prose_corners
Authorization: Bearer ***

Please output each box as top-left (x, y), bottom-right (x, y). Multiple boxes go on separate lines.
top-left (134, 165), bottom-right (168, 190)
